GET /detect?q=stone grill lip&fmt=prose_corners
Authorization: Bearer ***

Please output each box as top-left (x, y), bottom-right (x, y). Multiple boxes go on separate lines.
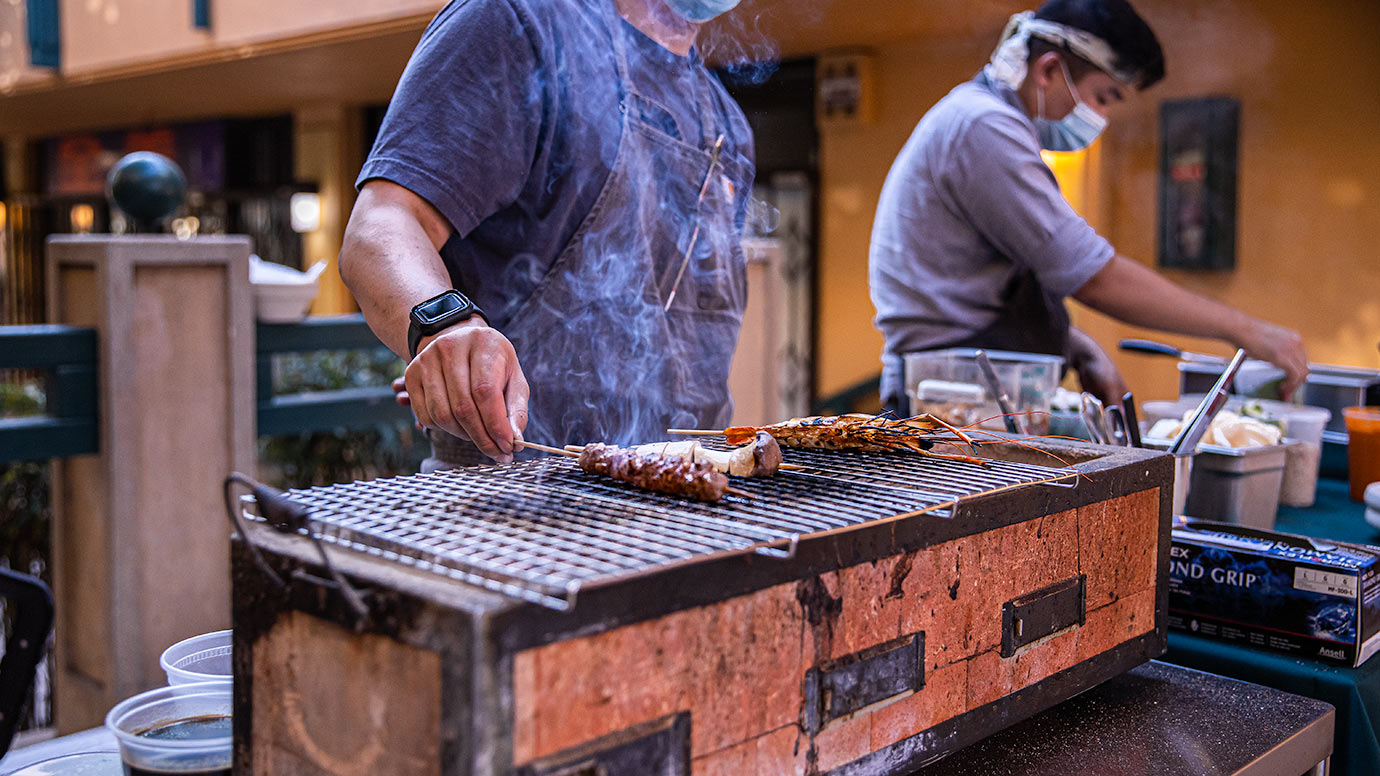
top-left (248, 441), bottom-right (1079, 611)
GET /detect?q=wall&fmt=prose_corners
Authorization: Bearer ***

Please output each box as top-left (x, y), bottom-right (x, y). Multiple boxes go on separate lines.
top-left (813, 0), bottom-right (1380, 401)
top-left (54, 0), bottom-right (442, 76)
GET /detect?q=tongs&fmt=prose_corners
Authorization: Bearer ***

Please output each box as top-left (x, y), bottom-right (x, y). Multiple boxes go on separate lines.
top-left (1080, 392), bottom-right (1113, 445)
top-left (1170, 349), bottom-right (1249, 456)
top-left (974, 350), bottom-right (1021, 434)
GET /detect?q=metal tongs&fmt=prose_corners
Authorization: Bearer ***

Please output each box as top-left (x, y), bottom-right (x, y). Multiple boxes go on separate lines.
top-left (974, 350), bottom-right (1021, 434)
top-left (1170, 348), bottom-right (1249, 456)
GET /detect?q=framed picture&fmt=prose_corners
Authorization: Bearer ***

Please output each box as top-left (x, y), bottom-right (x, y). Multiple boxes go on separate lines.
top-left (1158, 96), bottom-right (1240, 271)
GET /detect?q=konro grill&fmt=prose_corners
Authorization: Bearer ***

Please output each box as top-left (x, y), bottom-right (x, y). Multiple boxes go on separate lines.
top-left (231, 438), bottom-right (1171, 775)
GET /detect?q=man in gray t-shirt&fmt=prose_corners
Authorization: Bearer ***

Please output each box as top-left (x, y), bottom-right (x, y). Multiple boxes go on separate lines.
top-left (870, 0), bottom-right (1307, 412)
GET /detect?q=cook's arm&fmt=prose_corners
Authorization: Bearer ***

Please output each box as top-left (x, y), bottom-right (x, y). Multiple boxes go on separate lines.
top-left (340, 180), bottom-right (529, 462)
top-left (1072, 254), bottom-right (1308, 398)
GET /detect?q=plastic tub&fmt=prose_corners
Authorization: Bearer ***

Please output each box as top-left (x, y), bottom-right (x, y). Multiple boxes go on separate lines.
top-left (160, 629), bottom-right (232, 685)
top-left (105, 681), bottom-right (232, 774)
top-left (1344, 407), bottom-right (1380, 502)
top-left (904, 348), bottom-right (1064, 435)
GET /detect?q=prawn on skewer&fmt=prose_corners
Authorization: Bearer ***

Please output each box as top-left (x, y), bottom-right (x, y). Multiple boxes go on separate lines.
top-left (670, 413), bottom-right (988, 465)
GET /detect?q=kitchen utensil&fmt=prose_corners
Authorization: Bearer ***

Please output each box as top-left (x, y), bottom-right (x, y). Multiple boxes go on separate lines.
top-left (1105, 404), bottom-right (1129, 446)
top-left (1121, 391), bottom-right (1143, 448)
top-left (663, 134), bottom-right (726, 311)
top-left (1119, 338), bottom-right (1229, 365)
top-left (1080, 392), bottom-right (1111, 444)
top-left (974, 349), bottom-right (1021, 434)
top-left (1170, 349), bottom-right (1249, 456)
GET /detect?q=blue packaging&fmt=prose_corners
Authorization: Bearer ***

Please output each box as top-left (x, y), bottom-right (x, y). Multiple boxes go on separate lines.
top-left (1169, 519), bottom-right (1380, 666)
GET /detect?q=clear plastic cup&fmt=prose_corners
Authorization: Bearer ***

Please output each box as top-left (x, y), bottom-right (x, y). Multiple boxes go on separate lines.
top-left (1344, 407), bottom-right (1380, 502)
top-left (105, 681), bottom-right (232, 775)
top-left (160, 630), bottom-right (232, 685)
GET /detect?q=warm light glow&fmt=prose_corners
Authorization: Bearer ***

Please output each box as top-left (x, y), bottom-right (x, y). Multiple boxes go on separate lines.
top-left (290, 192), bottom-right (321, 233)
top-left (172, 216), bottom-right (200, 240)
top-left (0, 201), bottom-right (7, 232)
top-left (1041, 140), bottom-right (1100, 220)
top-left (69, 203), bottom-right (95, 234)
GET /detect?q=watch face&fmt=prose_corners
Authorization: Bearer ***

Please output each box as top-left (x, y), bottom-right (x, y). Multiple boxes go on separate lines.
top-left (417, 292), bottom-right (466, 324)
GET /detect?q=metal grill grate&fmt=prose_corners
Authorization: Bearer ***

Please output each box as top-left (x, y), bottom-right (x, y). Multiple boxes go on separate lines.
top-left (253, 442), bottom-right (1078, 610)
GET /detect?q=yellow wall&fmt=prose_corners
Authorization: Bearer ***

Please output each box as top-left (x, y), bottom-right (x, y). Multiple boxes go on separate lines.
top-left (816, 0), bottom-right (1380, 401)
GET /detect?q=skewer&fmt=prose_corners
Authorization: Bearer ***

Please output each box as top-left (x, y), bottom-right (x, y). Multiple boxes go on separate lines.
top-left (667, 428), bottom-right (721, 436)
top-left (516, 441), bottom-right (578, 458)
top-left (725, 486), bottom-right (754, 500)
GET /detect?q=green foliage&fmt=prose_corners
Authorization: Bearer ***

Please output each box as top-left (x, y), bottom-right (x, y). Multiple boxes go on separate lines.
top-left (0, 462), bottom-right (50, 581)
top-left (0, 377), bottom-right (45, 419)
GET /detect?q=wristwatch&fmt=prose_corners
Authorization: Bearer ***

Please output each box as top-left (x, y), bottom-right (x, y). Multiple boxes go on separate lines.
top-left (407, 290), bottom-right (487, 359)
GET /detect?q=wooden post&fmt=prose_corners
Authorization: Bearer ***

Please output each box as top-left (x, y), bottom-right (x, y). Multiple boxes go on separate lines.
top-left (46, 235), bottom-right (254, 732)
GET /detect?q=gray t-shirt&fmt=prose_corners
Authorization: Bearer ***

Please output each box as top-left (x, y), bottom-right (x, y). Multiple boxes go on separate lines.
top-left (869, 69), bottom-right (1114, 376)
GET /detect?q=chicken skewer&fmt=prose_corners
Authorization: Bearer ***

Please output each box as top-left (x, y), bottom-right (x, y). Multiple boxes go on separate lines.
top-left (565, 431), bottom-right (792, 477)
top-left (517, 441), bottom-right (751, 502)
top-left (669, 413), bottom-right (986, 464)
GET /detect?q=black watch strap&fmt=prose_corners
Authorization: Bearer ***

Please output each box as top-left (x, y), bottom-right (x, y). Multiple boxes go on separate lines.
top-left (408, 290), bottom-right (486, 360)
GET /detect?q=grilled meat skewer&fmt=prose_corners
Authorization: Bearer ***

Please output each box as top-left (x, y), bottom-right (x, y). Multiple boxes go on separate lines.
top-left (578, 443), bottom-right (729, 501)
top-left (669, 413), bottom-right (986, 464)
top-left (572, 432), bottom-right (784, 477)
top-left (518, 441), bottom-right (733, 501)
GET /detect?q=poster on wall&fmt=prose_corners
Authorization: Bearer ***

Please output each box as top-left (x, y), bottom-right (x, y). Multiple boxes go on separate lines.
top-left (1158, 96), bottom-right (1239, 271)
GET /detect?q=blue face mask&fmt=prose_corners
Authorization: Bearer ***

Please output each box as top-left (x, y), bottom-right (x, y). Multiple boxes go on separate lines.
top-left (662, 0), bottom-right (741, 23)
top-left (1035, 59), bottom-right (1108, 152)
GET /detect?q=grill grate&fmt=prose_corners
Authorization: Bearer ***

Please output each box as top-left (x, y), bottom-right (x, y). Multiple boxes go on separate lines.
top-left (252, 441), bottom-right (1078, 610)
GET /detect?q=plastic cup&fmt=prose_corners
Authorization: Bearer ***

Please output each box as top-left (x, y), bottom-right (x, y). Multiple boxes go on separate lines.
top-left (160, 630), bottom-right (232, 685)
top-left (105, 681), bottom-right (232, 775)
top-left (1344, 407), bottom-right (1380, 501)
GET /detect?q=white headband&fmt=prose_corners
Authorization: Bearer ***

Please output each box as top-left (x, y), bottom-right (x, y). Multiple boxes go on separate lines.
top-left (987, 11), bottom-right (1137, 88)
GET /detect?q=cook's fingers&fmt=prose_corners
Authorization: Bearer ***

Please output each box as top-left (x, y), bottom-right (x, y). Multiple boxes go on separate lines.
top-left (405, 368), bottom-right (435, 430)
top-left (441, 352), bottom-right (506, 462)
top-left (506, 361), bottom-right (531, 444)
top-left (469, 346), bottom-right (515, 461)
top-left (420, 361), bottom-right (464, 442)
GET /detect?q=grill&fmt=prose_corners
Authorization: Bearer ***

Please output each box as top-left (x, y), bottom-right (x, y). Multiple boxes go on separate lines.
top-left (233, 439), bottom-right (1171, 776)
top-left (262, 443), bottom-right (1079, 610)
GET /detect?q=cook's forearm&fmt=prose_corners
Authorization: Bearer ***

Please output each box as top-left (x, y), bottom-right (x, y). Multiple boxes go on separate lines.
top-left (1072, 255), bottom-right (1251, 345)
top-left (339, 189), bottom-right (454, 358)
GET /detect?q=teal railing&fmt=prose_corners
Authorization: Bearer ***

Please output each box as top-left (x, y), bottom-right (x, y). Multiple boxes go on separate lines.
top-left (0, 326), bottom-right (98, 462)
top-left (0, 314), bottom-right (412, 463)
top-left (255, 315), bottom-right (412, 436)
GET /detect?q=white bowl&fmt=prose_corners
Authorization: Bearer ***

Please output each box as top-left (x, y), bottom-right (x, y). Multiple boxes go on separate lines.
top-left (253, 282), bottom-right (319, 323)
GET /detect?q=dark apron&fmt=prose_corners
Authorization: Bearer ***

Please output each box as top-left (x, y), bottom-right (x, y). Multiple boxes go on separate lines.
top-left (426, 3), bottom-right (751, 470)
top-left (882, 269), bottom-right (1070, 416)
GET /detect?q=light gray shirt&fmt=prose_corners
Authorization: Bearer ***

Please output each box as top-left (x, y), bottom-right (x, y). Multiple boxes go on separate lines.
top-left (869, 70), bottom-right (1114, 384)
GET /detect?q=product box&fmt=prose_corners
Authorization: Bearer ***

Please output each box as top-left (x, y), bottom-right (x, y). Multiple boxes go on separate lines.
top-left (1169, 519), bottom-right (1380, 666)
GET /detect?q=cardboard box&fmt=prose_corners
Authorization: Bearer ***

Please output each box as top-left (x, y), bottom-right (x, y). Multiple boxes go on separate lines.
top-left (1169, 519), bottom-right (1380, 666)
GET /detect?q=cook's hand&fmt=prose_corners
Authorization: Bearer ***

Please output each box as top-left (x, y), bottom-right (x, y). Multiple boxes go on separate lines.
top-left (404, 318), bottom-right (530, 462)
top-left (1069, 329), bottom-right (1129, 407)
top-left (1237, 321), bottom-right (1308, 400)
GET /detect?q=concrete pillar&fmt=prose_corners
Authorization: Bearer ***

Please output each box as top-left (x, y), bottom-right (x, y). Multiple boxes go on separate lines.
top-left (294, 103), bottom-right (362, 315)
top-left (45, 235), bottom-right (254, 732)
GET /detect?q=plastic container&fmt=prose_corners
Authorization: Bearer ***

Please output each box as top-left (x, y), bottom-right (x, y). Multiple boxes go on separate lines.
top-left (904, 348), bottom-right (1064, 435)
top-left (105, 681), bottom-right (232, 774)
top-left (1344, 407), bottom-right (1380, 502)
top-left (160, 629), bottom-right (233, 685)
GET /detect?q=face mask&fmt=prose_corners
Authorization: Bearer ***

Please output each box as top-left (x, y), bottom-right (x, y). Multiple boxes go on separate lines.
top-left (662, 0), bottom-right (741, 23)
top-left (1035, 59), bottom-right (1108, 152)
